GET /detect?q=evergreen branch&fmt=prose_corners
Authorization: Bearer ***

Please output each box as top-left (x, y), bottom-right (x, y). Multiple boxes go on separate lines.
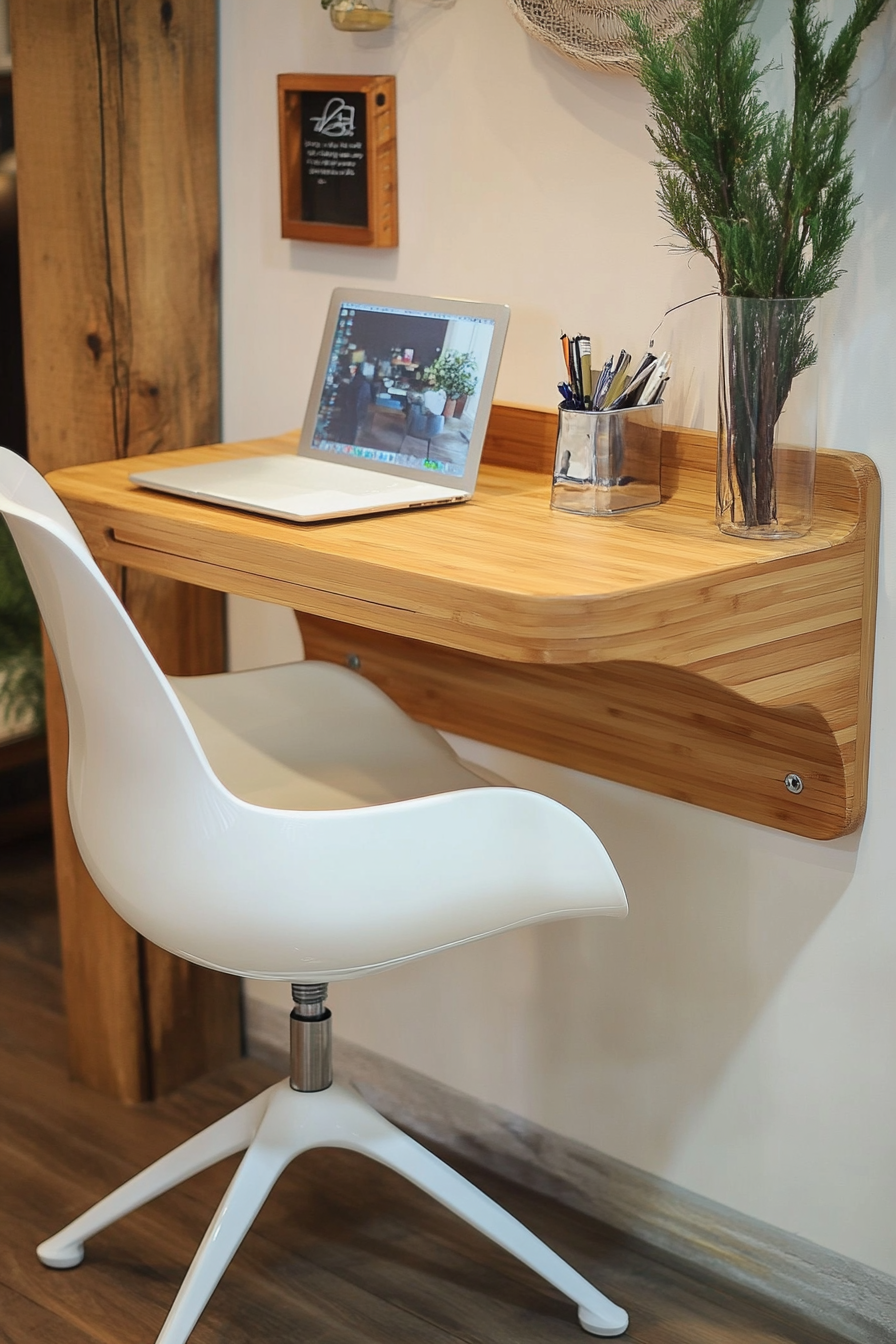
top-left (624, 0), bottom-right (890, 300)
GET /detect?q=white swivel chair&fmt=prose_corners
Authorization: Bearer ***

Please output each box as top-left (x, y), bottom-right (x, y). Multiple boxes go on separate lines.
top-left (0, 445), bottom-right (630, 1341)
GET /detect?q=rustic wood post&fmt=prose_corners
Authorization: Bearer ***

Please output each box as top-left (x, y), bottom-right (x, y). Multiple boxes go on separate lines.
top-left (10, 0), bottom-right (241, 1101)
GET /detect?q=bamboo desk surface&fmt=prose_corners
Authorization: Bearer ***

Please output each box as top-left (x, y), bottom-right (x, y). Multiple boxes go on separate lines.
top-left (46, 412), bottom-right (868, 667)
top-left (46, 404), bottom-right (879, 838)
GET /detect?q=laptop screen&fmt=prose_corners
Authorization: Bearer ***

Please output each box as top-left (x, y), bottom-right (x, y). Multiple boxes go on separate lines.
top-left (309, 300), bottom-right (499, 480)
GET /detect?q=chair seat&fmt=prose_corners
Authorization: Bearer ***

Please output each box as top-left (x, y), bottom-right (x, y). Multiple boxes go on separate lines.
top-left (169, 660), bottom-right (501, 812)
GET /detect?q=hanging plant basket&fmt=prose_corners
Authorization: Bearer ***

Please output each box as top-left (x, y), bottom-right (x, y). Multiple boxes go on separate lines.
top-left (324, 0), bottom-right (395, 31)
top-left (504, 0), bottom-right (697, 74)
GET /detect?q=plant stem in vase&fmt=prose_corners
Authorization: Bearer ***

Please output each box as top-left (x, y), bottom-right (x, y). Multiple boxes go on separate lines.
top-left (718, 296), bottom-right (818, 538)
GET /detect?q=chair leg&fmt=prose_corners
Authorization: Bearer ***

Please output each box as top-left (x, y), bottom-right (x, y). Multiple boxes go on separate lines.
top-left (319, 1084), bottom-right (629, 1338)
top-left (154, 1081), bottom-right (310, 1344)
top-left (37, 1084), bottom-right (274, 1269)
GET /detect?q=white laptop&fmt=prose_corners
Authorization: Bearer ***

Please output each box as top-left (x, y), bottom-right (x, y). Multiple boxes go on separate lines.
top-left (130, 289), bottom-right (510, 523)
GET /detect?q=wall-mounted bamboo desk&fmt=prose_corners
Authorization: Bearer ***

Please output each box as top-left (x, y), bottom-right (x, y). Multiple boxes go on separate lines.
top-left (47, 403), bottom-right (880, 841)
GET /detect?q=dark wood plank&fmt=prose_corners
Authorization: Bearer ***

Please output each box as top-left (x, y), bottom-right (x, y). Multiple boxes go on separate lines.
top-left (0, 1282), bottom-right (102, 1344)
top-left (0, 733), bottom-right (50, 845)
top-left (0, 733), bottom-right (46, 772)
top-left (10, 0), bottom-right (238, 1101)
top-left (0, 833), bottom-right (59, 968)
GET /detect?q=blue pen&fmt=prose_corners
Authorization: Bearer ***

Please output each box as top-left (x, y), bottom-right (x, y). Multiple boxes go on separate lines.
top-left (593, 358), bottom-right (613, 409)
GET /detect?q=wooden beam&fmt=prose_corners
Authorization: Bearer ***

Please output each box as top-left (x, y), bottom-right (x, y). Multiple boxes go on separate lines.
top-left (43, 636), bottom-right (149, 1103)
top-left (11, 0), bottom-right (240, 1100)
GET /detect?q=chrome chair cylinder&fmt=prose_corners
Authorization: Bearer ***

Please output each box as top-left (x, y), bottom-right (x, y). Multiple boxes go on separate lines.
top-left (289, 983), bottom-right (332, 1092)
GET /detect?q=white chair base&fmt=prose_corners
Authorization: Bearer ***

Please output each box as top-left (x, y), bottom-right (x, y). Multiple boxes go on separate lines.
top-left (37, 1078), bottom-right (629, 1340)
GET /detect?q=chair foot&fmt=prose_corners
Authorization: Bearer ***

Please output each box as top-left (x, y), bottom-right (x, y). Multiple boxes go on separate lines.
top-left (579, 1303), bottom-right (629, 1337)
top-left (37, 1084), bottom-right (273, 1272)
top-left (314, 1084), bottom-right (629, 1337)
top-left (37, 1242), bottom-right (85, 1269)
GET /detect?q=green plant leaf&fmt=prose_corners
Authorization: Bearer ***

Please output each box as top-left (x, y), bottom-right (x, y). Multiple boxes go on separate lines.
top-left (624, 0), bottom-right (890, 299)
top-left (0, 517), bottom-right (44, 731)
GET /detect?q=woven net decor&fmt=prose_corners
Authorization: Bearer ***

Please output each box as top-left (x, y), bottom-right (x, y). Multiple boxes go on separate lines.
top-left (505, 0), bottom-right (696, 74)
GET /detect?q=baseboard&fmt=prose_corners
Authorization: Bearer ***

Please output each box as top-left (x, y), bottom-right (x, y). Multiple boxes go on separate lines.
top-left (246, 996), bottom-right (896, 1344)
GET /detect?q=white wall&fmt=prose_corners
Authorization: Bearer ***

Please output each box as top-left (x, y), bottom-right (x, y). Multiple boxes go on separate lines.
top-left (220, 0), bottom-right (896, 1277)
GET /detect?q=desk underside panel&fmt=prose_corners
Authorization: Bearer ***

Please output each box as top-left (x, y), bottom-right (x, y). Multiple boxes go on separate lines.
top-left (299, 616), bottom-right (851, 840)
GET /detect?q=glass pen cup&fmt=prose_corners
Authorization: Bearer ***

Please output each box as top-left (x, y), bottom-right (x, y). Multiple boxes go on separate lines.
top-left (550, 403), bottom-right (663, 516)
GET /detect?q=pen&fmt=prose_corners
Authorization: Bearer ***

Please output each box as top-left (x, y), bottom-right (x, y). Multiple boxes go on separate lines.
top-left (638, 355), bottom-right (669, 406)
top-left (593, 357), bottom-right (613, 409)
top-left (608, 370), bottom-right (647, 410)
top-left (578, 336), bottom-right (593, 409)
top-left (602, 352), bottom-right (631, 408)
top-left (569, 340), bottom-right (583, 408)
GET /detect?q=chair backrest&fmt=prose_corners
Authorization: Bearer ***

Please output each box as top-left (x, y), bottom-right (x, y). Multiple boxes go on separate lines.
top-left (0, 448), bottom-right (225, 886)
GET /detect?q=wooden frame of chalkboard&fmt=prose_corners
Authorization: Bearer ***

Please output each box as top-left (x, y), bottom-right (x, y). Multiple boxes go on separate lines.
top-left (278, 74), bottom-right (398, 248)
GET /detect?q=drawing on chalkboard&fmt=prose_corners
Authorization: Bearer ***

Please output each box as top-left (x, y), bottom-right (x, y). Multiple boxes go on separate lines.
top-left (311, 98), bottom-right (357, 138)
top-left (301, 90), bottom-right (368, 228)
top-left (278, 74), bottom-right (398, 248)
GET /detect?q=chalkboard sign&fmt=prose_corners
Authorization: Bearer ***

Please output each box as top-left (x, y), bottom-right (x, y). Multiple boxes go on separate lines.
top-left (278, 75), bottom-right (398, 248)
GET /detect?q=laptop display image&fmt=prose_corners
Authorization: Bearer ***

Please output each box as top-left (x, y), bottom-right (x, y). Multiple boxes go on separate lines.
top-left (311, 300), bottom-right (500, 480)
top-left (130, 289), bottom-right (510, 523)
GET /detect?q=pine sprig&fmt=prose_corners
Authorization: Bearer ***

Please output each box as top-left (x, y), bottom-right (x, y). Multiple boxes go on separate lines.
top-left (625, 0), bottom-right (889, 299)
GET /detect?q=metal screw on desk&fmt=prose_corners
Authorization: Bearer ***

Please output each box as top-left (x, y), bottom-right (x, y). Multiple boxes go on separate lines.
top-left (346, 654), bottom-right (362, 671)
top-left (784, 773), bottom-right (804, 795)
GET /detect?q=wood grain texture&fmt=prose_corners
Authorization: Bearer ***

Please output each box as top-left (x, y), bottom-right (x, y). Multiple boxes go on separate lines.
top-left (298, 618), bottom-right (851, 838)
top-left (11, 0), bottom-right (221, 467)
top-left (11, 0), bottom-right (238, 1101)
top-left (278, 74), bottom-right (398, 247)
top-left (45, 404), bottom-right (880, 838)
top-left (42, 635), bottom-right (149, 1104)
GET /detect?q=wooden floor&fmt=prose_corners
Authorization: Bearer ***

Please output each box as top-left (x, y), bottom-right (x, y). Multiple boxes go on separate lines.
top-left (0, 834), bottom-right (850, 1344)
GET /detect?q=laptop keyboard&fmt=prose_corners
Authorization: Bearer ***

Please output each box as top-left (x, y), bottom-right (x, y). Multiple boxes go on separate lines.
top-left (251, 455), bottom-right (425, 498)
top-left (303, 460), bottom-right (416, 496)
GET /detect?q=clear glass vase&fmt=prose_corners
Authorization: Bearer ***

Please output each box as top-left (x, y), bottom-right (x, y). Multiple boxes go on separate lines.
top-left (329, 0), bottom-right (394, 31)
top-left (717, 296), bottom-right (819, 540)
